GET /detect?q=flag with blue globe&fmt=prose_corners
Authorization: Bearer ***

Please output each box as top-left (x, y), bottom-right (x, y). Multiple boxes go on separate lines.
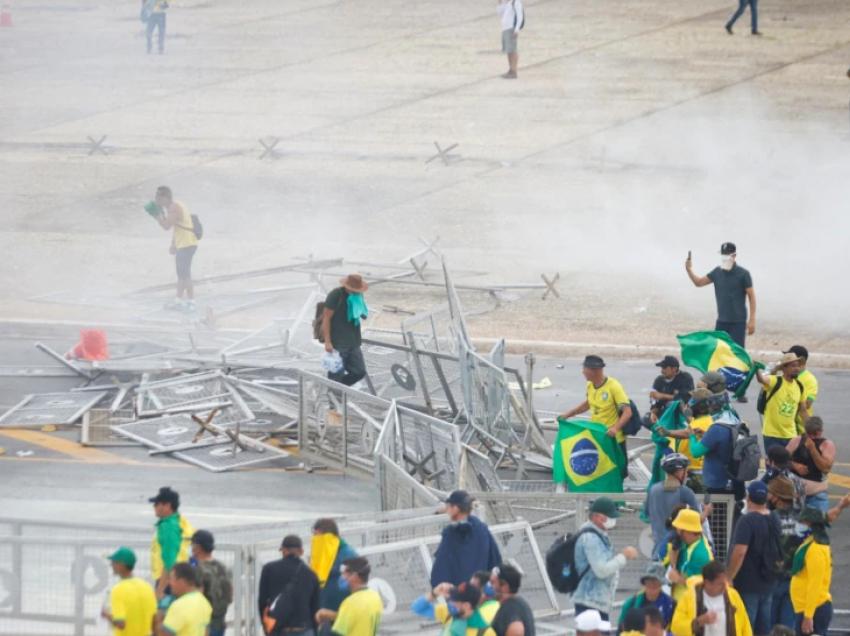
top-left (553, 419), bottom-right (625, 492)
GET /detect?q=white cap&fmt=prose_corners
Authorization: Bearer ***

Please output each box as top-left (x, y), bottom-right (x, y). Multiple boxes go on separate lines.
top-left (575, 610), bottom-right (612, 633)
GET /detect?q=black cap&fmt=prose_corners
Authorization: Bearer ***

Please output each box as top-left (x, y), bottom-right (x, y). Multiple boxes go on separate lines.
top-left (655, 355), bottom-right (680, 368)
top-left (280, 535), bottom-right (302, 549)
top-left (191, 530), bottom-right (215, 553)
top-left (783, 345), bottom-right (809, 360)
top-left (450, 582), bottom-right (482, 607)
top-left (148, 486), bottom-right (179, 508)
top-left (582, 355), bottom-right (605, 369)
top-left (445, 490), bottom-right (473, 506)
top-left (720, 242), bottom-right (737, 255)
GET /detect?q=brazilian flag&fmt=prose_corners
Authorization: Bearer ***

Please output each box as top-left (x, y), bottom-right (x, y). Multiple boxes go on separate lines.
top-left (676, 331), bottom-right (763, 398)
top-left (552, 419), bottom-right (625, 492)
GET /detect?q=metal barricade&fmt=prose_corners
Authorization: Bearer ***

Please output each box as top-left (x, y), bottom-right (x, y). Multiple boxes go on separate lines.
top-left (0, 536), bottom-right (248, 636)
top-left (470, 492), bottom-right (736, 593)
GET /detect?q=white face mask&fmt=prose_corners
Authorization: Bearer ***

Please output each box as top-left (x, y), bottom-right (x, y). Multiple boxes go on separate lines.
top-left (795, 522), bottom-right (811, 537)
top-left (720, 255), bottom-right (734, 270)
top-left (602, 517), bottom-right (617, 530)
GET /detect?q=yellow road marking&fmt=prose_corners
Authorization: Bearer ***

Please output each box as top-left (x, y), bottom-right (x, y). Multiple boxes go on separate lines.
top-left (0, 430), bottom-right (140, 464)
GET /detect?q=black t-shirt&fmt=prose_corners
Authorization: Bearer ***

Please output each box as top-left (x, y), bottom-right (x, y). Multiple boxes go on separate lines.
top-left (707, 264), bottom-right (753, 323)
top-left (731, 511), bottom-right (781, 594)
top-left (325, 287), bottom-right (362, 348)
top-left (491, 596), bottom-right (536, 636)
top-left (651, 371), bottom-right (695, 413)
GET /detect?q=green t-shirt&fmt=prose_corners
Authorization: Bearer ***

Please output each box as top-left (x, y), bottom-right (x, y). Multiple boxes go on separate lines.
top-left (156, 514), bottom-right (183, 571)
top-left (325, 287), bottom-right (362, 348)
top-left (677, 535), bottom-right (712, 578)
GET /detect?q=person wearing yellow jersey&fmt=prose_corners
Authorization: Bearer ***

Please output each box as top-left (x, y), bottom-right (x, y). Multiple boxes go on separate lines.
top-left (560, 355), bottom-right (631, 479)
top-left (103, 547), bottom-right (157, 636)
top-left (783, 346), bottom-right (818, 434)
top-left (316, 557), bottom-right (383, 636)
top-left (156, 563), bottom-right (212, 636)
top-left (755, 353), bottom-right (808, 454)
top-left (790, 508), bottom-right (833, 636)
top-left (155, 186), bottom-right (199, 312)
top-left (149, 487), bottom-right (195, 600)
top-left (671, 560), bottom-right (752, 636)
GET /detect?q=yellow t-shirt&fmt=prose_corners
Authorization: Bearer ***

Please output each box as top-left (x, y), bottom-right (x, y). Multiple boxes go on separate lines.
top-left (790, 538), bottom-right (832, 617)
top-left (331, 588), bottom-right (384, 636)
top-left (677, 415), bottom-right (714, 471)
top-left (162, 590), bottom-right (212, 636)
top-left (152, 0), bottom-right (169, 14)
top-left (797, 369), bottom-right (818, 420)
top-left (587, 377), bottom-right (630, 443)
top-left (762, 375), bottom-right (803, 440)
top-left (110, 578), bottom-right (157, 636)
top-left (171, 201), bottom-right (198, 250)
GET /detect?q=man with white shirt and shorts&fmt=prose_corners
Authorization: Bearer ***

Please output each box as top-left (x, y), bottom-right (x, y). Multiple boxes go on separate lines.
top-left (497, 0), bottom-right (524, 79)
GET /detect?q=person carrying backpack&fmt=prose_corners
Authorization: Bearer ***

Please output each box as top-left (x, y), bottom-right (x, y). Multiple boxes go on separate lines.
top-left (496, 0), bottom-right (524, 79)
top-left (685, 410), bottom-right (748, 510)
top-left (726, 482), bottom-right (782, 636)
top-left (646, 454), bottom-right (701, 560)
top-left (755, 353), bottom-right (809, 454)
top-left (571, 498), bottom-right (639, 620)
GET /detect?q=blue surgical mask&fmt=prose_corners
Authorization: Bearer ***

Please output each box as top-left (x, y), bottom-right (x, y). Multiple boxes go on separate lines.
top-left (338, 577), bottom-right (350, 592)
top-left (795, 523), bottom-right (811, 538)
top-left (483, 583), bottom-right (495, 597)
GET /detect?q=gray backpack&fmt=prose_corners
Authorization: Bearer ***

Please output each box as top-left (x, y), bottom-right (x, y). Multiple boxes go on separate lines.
top-left (716, 412), bottom-right (761, 481)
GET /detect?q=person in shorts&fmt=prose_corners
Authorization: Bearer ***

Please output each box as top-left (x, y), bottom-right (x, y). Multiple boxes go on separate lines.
top-left (154, 186), bottom-right (199, 312)
top-left (496, 0), bottom-right (523, 79)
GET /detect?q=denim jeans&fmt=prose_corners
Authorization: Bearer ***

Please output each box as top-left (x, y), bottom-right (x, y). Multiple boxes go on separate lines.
top-left (146, 13), bottom-right (166, 53)
top-left (715, 320), bottom-right (746, 348)
top-left (806, 491), bottom-right (830, 512)
top-left (763, 435), bottom-right (790, 455)
top-left (739, 590), bottom-right (773, 635)
top-left (795, 601), bottom-right (833, 636)
top-left (771, 579), bottom-right (795, 629)
top-left (726, 0), bottom-right (758, 33)
top-left (209, 629), bottom-right (225, 636)
top-left (328, 345), bottom-right (366, 387)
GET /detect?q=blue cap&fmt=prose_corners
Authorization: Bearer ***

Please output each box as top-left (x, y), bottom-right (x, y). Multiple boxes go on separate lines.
top-left (747, 480), bottom-right (768, 504)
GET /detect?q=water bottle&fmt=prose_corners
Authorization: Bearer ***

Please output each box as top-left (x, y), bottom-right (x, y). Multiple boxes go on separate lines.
top-left (562, 563), bottom-right (571, 579)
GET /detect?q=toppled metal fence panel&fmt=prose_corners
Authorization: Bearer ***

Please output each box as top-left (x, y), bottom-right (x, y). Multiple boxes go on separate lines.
top-left (298, 372), bottom-right (392, 477)
top-left (387, 406), bottom-right (461, 492)
top-left (0, 391), bottom-right (108, 428)
top-left (470, 492), bottom-right (736, 593)
top-left (80, 409), bottom-right (137, 446)
top-left (113, 415), bottom-right (290, 472)
top-left (375, 453), bottom-right (442, 512)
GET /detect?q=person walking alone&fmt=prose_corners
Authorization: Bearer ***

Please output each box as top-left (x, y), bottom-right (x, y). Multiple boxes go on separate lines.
top-left (142, 0), bottom-right (169, 54)
top-left (153, 186), bottom-right (199, 312)
top-left (322, 274), bottom-right (369, 387)
top-left (496, 0), bottom-right (523, 79)
top-left (725, 0), bottom-right (761, 36)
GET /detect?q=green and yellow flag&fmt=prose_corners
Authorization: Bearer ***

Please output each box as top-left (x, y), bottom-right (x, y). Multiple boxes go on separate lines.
top-left (552, 419), bottom-right (625, 492)
top-left (676, 331), bottom-right (763, 398)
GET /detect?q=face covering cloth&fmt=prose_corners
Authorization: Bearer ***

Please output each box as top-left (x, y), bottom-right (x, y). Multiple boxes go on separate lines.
top-left (311, 534), bottom-right (340, 588)
top-left (347, 293), bottom-right (369, 326)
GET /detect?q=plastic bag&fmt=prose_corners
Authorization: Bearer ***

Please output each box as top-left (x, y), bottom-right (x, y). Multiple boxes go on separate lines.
top-left (322, 351), bottom-right (344, 374)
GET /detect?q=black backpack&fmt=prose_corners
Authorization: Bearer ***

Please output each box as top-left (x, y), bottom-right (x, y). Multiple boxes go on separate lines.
top-left (178, 215), bottom-right (204, 240)
top-left (620, 400), bottom-right (643, 436)
top-left (757, 377), bottom-right (803, 415)
top-left (545, 527), bottom-right (596, 594)
top-left (512, 0), bottom-right (525, 30)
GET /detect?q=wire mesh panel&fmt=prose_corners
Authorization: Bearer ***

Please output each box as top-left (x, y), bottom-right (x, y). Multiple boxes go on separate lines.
top-left (113, 415), bottom-right (291, 472)
top-left (0, 392), bottom-right (108, 428)
top-left (462, 445), bottom-right (504, 492)
top-left (402, 303), bottom-right (460, 355)
top-left (298, 372), bottom-right (393, 477)
top-left (0, 537), bottom-right (248, 636)
top-left (392, 407), bottom-right (461, 492)
top-left (422, 522), bottom-right (561, 618)
top-left (80, 409), bottom-right (138, 446)
top-left (375, 453), bottom-right (442, 512)
top-left (442, 259), bottom-right (470, 346)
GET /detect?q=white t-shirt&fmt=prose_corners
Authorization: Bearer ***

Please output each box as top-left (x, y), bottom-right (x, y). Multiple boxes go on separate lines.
top-left (702, 591), bottom-right (726, 636)
top-left (496, 0), bottom-right (524, 32)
